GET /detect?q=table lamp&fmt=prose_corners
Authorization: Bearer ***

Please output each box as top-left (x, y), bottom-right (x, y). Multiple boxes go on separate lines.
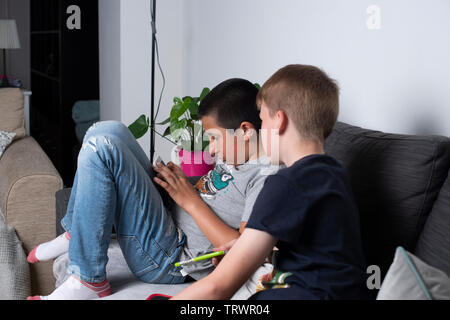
top-left (0, 19), bottom-right (21, 87)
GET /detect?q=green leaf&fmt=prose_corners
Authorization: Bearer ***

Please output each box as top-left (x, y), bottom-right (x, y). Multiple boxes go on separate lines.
top-left (202, 139), bottom-right (210, 151)
top-left (199, 88), bottom-right (210, 101)
top-left (128, 115), bottom-right (149, 139)
top-left (254, 83), bottom-right (261, 90)
top-left (157, 116), bottom-right (170, 125)
top-left (187, 100), bottom-right (199, 116)
top-left (182, 97), bottom-right (193, 111)
top-left (186, 118), bottom-right (194, 128)
top-left (181, 96), bottom-right (198, 118)
top-left (193, 121), bottom-right (203, 135)
top-left (173, 97), bottom-right (182, 105)
top-left (162, 126), bottom-right (171, 137)
top-left (170, 118), bottom-right (188, 141)
top-left (181, 140), bottom-right (193, 151)
top-left (170, 102), bottom-right (188, 121)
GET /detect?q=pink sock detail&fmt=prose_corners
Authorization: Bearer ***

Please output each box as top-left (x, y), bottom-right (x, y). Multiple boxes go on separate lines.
top-left (65, 232), bottom-right (71, 240)
top-left (27, 296), bottom-right (42, 300)
top-left (97, 288), bottom-right (112, 298)
top-left (78, 278), bottom-right (112, 298)
top-left (81, 279), bottom-right (109, 288)
top-left (27, 246), bottom-right (39, 264)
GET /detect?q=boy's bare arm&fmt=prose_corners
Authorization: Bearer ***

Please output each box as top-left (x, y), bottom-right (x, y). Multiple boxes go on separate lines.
top-left (153, 162), bottom-right (240, 248)
top-left (172, 228), bottom-right (277, 300)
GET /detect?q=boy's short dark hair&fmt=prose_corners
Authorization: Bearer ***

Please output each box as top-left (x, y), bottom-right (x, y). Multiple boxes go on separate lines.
top-left (198, 78), bottom-right (261, 131)
top-left (257, 64), bottom-right (339, 142)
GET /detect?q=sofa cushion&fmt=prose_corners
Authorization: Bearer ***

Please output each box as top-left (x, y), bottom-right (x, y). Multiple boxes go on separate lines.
top-left (377, 247), bottom-right (450, 300)
top-left (324, 122), bottom-right (450, 279)
top-left (0, 88), bottom-right (25, 141)
top-left (414, 169), bottom-right (450, 277)
top-left (53, 238), bottom-right (273, 300)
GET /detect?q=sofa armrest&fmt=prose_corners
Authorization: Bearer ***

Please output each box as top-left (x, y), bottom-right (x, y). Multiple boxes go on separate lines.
top-left (0, 136), bottom-right (63, 295)
top-left (55, 188), bottom-right (72, 236)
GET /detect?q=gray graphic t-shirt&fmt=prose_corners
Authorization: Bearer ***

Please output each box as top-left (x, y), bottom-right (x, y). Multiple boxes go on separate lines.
top-left (171, 155), bottom-right (281, 280)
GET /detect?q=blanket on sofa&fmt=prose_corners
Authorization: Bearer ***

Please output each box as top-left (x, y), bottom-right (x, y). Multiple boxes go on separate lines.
top-left (53, 237), bottom-right (273, 300)
top-left (0, 207), bottom-right (30, 300)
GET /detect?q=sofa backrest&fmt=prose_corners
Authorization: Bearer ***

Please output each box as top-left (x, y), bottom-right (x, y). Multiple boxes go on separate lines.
top-left (324, 122), bottom-right (450, 278)
top-left (0, 88), bottom-right (25, 141)
top-left (414, 168), bottom-right (450, 277)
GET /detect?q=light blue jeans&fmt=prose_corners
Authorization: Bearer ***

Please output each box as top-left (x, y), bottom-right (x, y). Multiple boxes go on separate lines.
top-left (61, 121), bottom-right (186, 284)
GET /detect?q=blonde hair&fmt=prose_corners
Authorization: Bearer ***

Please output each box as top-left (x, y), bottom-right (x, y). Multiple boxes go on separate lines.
top-left (257, 64), bottom-right (339, 142)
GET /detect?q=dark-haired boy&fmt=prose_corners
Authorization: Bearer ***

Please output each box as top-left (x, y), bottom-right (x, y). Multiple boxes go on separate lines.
top-left (27, 78), bottom-right (279, 300)
top-left (173, 65), bottom-right (372, 300)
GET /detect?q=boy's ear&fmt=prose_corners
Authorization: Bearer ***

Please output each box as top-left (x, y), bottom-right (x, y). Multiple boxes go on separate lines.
top-left (276, 110), bottom-right (289, 135)
top-left (238, 122), bottom-right (256, 141)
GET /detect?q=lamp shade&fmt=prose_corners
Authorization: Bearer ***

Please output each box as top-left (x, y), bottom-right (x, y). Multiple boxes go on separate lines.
top-left (0, 20), bottom-right (21, 49)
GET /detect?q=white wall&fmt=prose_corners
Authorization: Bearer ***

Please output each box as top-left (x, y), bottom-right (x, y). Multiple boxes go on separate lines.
top-left (183, 0), bottom-right (450, 137)
top-left (99, 0), bottom-right (450, 161)
top-left (99, 0), bottom-right (184, 161)
top-left (99, 0), bottom-right (121, 122)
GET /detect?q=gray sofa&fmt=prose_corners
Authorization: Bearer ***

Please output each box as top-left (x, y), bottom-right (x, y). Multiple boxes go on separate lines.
top-left (54, 121), bottom-right (450, 299)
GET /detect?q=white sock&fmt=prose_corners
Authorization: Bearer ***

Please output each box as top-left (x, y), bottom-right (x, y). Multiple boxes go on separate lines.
top-left (27, 275), bottom-right (112, 300)
top-left (27, 232), bottom-right (70, 263)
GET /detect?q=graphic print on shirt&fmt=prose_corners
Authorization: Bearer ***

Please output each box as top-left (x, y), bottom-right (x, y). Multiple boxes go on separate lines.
top-left (195, 165), bottom-right (234, 199)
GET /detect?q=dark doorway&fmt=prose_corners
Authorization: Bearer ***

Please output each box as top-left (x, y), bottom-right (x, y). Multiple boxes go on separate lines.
top-left (30, 0), bottom-right (99, 187)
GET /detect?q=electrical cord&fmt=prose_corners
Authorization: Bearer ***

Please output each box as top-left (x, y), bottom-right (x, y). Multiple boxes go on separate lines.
top-left (154, 38), bottom-right (166, 121)
top-left (150, 0), bottom-right (166, 123)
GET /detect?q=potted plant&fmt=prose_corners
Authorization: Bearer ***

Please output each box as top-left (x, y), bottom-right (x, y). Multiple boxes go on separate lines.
top-left (128, 87), bottom-right (215, 177)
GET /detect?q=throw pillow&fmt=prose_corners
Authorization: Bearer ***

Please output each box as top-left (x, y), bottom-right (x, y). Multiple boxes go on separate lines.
top-left (377, 246), bottom-right (450, 300)
top-left (0, 207), bottom-right (31, 300)
top-left (0, 88), bottom-right (25, 140)
top-left (0, 131), bottom-right (16, 159)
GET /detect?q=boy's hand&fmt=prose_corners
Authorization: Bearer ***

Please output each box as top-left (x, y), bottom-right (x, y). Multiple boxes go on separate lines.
top-left (166, 161), bottom-right (187, 179)
top-left (212, 239), bottom-right (237, 267)
top-left (153, 162), bottom-right (201, 211)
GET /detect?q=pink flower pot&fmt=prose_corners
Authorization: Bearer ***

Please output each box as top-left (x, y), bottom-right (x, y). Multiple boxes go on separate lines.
top-left (179, 149), bottom-right (216, 177)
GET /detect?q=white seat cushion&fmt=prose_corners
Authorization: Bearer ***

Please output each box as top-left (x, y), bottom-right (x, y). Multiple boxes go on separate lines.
top-left (53, 238), bottom-right (272, 300)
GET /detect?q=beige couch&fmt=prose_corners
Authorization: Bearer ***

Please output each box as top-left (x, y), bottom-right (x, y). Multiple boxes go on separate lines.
top-left (0, 88), bottom-right (63, 296)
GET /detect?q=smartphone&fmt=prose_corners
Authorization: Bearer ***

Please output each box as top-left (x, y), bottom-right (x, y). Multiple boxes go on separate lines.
top-left (153, 155), bottom-right (166, 166)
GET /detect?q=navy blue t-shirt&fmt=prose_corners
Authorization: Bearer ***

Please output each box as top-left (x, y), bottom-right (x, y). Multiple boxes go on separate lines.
top-left (246, 154), bottom-right (371, 300)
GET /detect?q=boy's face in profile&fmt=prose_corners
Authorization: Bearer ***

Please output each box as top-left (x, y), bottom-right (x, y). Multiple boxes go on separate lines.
top-left (201, 114), bottom-right (248, 165)
top-left (259, 102), bottom-right (280, 164)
